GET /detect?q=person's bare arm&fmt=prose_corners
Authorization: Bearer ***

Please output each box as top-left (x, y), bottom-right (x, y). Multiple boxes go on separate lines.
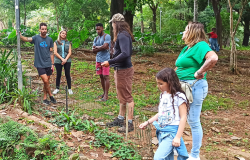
top-left (65, 43), bottom-right (72, 60)
top-left (54, 42), bottom-right (63, 60)
top-left (19, 32), bottom-right (33, 42)
top-left (50, 47), bottom-right (55, 71)
top-left (139, 113), bottom-right (159, 129)
top-left (172, 103), bottom-right (187, 147)
top-left (50, 47), bottom-right (54, 64)
top-left (93, 43), bottom-right (109, 53)
top-left (195, 51), bottom-right (218, 79)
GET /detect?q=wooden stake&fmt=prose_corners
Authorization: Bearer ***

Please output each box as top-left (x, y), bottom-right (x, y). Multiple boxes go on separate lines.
top-left (126, 103), bottom-right (128, 141)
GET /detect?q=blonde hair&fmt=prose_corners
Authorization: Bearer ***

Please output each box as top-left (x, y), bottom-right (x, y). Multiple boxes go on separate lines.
top-left (57, 30), bottom-right (68, 45)
top-left (184, 22), bottom-right (207, 47)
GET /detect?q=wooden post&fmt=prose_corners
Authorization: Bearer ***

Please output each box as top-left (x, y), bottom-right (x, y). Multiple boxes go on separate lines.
top-left (126, 103), bottom-right (128, 141)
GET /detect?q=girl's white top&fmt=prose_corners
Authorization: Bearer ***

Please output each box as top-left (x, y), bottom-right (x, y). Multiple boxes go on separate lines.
top-left (158, 91), bottom-right (187, 127)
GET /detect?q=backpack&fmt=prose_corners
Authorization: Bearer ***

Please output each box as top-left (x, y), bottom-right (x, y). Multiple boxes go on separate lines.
top-left (95, 33), bottom-right (107, 44)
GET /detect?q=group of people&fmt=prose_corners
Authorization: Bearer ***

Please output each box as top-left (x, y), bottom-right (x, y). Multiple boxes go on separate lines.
top-left (19, 13), bottom-right (218, 160)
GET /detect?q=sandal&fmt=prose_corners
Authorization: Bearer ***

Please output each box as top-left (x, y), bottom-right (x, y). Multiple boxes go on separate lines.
top-left (96, 98), bottom-right (107, 102)
top-left (96, 95), bottom-right (104, 99)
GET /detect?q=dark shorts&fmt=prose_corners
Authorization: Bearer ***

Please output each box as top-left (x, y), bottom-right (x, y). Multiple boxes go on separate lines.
top-left (37, 67), bottom-right (52, 76)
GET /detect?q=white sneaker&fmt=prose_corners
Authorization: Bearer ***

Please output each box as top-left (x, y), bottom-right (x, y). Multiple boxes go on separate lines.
top-left (68, 89), bottom-right (73, 95)
top-left (187, 156), bottom-right (200, 160)
top-left (52, 89), bottom-right (60, 94)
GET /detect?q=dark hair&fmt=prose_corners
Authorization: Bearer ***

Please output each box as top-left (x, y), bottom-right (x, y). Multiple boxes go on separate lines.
top-left (96, 23), bottom-right (103, 27)
top-left (156, 68), bottom-right (190, 116)
top-left (212, 28), bottom-right (216, 31)
top-left (40, 23), bottom-right (47, 29)
top-left (113, 21), bottom-right (135, 42)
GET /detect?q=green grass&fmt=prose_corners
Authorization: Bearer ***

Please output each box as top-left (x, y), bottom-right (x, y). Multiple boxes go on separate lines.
top-left (67, 59), bottom-right (160, 121)
top-left (202, 94), bottom-right (234, 112)
top-left (0, 117), bottom-right (69, 160)
top-left (237, 46), bottom-right (250, 51)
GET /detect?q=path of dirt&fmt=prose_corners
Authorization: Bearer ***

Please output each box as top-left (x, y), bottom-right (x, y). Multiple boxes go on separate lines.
top-left (3, 48), bottom-right (250, 160)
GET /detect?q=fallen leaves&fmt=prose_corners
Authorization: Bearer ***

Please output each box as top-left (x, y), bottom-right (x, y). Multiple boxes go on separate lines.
top-left (152, 137), bottom-right (158, 145)
top-left (211, 127), bottom-right (220, 133)
top-left (231, 136), bottom-right (241, 140)
top-left (183, 131), bottom-right (191, 136)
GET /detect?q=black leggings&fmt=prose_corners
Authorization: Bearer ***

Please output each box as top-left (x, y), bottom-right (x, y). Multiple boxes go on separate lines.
top-left (55, 62), bottom-right (71, 89)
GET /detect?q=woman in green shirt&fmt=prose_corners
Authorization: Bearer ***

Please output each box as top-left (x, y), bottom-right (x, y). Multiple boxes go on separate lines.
top-left (175, 22), bottom-right (218, 160)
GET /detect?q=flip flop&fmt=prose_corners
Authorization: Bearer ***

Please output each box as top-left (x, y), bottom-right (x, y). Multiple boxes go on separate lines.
top-left (96, 98), bottom-right (107, 102)
top-left (96, 95), bottom-right (103, 99)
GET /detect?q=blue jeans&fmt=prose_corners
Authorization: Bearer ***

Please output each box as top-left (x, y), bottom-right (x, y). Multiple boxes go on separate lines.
top-left (154, 125), bottom-right (188, 160)
top-left (181, 79), bottom-right (208, 158)
top-left (209, 38), bottom-right (219, 52)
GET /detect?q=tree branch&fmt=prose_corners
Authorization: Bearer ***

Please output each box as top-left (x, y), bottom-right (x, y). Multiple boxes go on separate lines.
top-left (233, 0), bottom-right (247, 36)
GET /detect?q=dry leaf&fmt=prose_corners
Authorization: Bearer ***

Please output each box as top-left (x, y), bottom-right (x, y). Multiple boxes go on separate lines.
top-left (211, 127), bottom-right (220, 133)
top-left (152, 137), bottom-right (159, 145)
top-left (184, 131), bottom-right (191, 136)
top-left (104, 112), bottom-right (114, 116)
top-left (90, 152), bottom-right (98, 158)
top-left (86, 136), bottom-right (95, 141)
top-left (231, 136), bottom-right (241, 140)
top-left (235, 156), bottom-right (245, 160)
top-left (103, 153), bottom-right (112, 157)
top-left (79, 144), bottom-right (90, 148)
top-left (71, 131), bottom-right (83, 138)
top-left (66, 142), bottom-right (74, 147)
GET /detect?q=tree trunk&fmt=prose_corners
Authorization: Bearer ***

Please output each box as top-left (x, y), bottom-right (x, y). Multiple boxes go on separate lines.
top-left (110, 0), bottom-right (124, 40)
top-left (23, 0), bottom-right (26, 25)
top-left (55, 5), bottom-right (59, 32)
top-left (228, 0), bottom-right (246, 74)
top-left (211, 0), bottom-right (222, 48)
top-left (193, 0), bottom-right (198, 22)
top-left (242, 17), bottom-right (250, 46)
top-left (141, 7), bottom-right (144, 33)
top-left (152, 8), bottom-right (157, 33)
top-left (124, 10), bottom-right (134, 32)
top-left (180, 0), bottom-right (182, 20)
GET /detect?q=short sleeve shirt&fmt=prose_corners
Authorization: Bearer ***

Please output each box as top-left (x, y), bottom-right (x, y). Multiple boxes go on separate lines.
top-left (30, 35), bottom-right (53, 68)
top-left (93, 34), bottom-right (111, 62)
top-left (175, 41), bottom-right (212, 80)
top-left (210, 32), bottom-right (218, 38)
top-left (158, 92), bottom-right (187, 127)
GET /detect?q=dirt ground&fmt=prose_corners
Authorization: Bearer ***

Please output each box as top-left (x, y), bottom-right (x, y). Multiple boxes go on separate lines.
top-left (2, 48), bottom-right (250, 160)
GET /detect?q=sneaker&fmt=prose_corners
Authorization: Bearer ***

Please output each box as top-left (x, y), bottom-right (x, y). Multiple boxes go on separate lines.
top-left (187, 156), bottom-right (200, 160)
top-left (106, 117), bottom-right (124, 127)
top-left (52, 89), bottom-right (59, 94)
top-left (118, 122), bottom-right (134, 133)
top-left (68, 89), bottom-right (73, 95)
top-left (50, 96), bottom-right (57, 104)
top-left (43, 99), bottom-right (50, 105)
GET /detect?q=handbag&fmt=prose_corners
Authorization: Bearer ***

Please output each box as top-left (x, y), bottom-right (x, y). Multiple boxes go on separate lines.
top-left (180, 79), bottom-right (199, 103)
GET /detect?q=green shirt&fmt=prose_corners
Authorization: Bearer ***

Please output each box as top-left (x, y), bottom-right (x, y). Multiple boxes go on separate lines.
top-left (175, 41), bottom-right (212, 80)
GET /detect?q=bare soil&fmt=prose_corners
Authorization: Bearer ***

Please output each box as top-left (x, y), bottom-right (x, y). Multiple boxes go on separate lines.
top-left (2, 48), bottom-right (250, 160)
